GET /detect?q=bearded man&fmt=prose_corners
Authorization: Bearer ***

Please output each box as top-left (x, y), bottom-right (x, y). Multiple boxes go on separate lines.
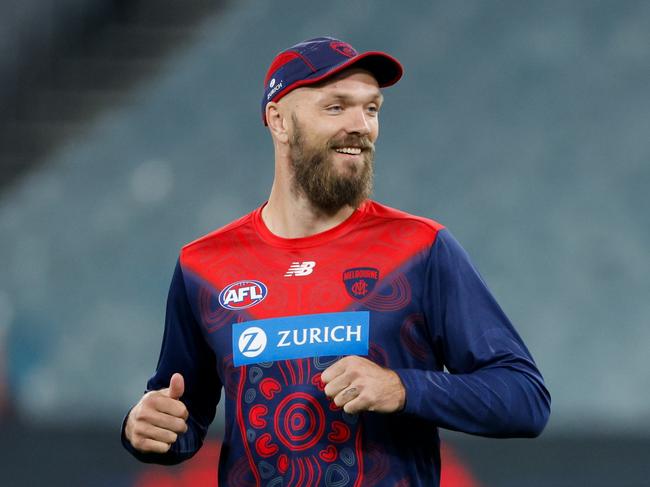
top-left (122, 37), bottom-right (550, 487)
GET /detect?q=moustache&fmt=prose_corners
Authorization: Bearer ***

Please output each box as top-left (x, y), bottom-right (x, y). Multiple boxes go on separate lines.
top-left (328, 135), bottom-right (375, 152)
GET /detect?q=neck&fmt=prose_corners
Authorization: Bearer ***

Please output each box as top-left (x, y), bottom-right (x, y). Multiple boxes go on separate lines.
top-left (262, 180), bottom-right (357, 239)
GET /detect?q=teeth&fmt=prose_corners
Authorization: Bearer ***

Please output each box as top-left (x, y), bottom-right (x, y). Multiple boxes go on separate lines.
top-left (335, 147), bottom-right (362, 155)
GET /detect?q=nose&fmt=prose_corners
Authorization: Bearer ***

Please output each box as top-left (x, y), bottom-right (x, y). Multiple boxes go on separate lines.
top-left (345, 106), bottom-right (372, 136)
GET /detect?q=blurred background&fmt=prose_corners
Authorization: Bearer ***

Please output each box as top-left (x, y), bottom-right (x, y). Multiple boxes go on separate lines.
top-left (1, 0), bottom-right (649, 485)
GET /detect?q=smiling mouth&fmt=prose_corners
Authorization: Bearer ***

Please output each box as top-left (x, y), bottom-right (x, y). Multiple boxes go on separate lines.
top-left (334, 147), bottom-right (363, 155)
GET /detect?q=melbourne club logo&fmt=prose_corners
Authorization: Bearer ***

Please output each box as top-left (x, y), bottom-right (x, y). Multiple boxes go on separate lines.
top-left (330, 41), bottom-right (357, 58)
top-left (219, 280), bottom-right (268, 310)
top-left (284, 261), bottom-right (316, 277)
top-left (238, 327), bottom-right (267, 358)
top-left (343, 267), bottom-right (379, 300)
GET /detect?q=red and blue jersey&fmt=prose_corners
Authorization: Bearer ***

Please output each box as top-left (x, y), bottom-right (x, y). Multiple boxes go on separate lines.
top-left (123, 200), bottom-right (550, 486)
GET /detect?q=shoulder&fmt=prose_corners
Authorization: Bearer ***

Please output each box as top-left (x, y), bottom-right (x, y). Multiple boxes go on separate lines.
top-left (180, 208), bottom-right (257, 260)
top-left (363, 200), bottom-right (446, 238)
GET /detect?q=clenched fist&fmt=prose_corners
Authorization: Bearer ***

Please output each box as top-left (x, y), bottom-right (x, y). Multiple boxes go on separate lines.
top-left (125, 373), bottom-right (189, 454)
top-left (321, 356), bottom-right (406, 414)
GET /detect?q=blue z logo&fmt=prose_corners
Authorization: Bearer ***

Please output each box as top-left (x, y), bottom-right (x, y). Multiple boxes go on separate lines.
top-left (237, 326), bottom-right (268, 359)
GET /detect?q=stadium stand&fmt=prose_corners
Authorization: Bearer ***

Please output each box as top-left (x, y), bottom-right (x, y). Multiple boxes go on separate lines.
top-left (0, 1), bottom-right (648, 485)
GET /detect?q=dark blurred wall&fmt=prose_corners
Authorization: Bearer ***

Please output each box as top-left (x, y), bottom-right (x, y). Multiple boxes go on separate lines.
top-left (0, 0), bottom-right (120, 100)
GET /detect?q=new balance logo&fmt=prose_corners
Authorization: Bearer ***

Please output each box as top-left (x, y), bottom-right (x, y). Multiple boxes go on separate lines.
top-left (285, 261), bottom-right (316, 277)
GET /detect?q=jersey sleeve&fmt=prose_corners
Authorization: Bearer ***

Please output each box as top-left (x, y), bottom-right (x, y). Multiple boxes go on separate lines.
top-left (394, 229), bottom-right (551, 437)
top-left (122, 259), bottom-right (222, 464)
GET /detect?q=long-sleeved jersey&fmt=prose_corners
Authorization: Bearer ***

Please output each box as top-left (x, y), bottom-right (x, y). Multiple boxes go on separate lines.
top-left (122, 200), bottom-right (550, 486)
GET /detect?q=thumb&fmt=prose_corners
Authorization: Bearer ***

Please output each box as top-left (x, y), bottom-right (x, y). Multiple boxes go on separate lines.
top-left (166, 372), bottom-right (185, 400)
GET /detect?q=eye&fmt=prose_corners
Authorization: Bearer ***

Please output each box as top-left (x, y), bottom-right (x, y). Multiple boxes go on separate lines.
top-left (326, 104), bottom-right (343, 113)
top-left (367, 105), bottom-right (379, 116)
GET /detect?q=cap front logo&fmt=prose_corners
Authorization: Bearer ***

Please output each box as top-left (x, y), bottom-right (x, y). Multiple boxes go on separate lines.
top-left (269, 78), bottom-right (276, 88)
top-left (330, 41), bottom-right (357, 58)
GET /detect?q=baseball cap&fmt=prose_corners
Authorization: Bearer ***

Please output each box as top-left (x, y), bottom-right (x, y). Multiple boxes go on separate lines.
top-left (261, 36), bottom-right (403, 125)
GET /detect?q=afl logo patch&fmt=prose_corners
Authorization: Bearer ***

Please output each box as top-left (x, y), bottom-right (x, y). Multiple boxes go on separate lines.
top-left (219, 280), bottom-right (268, 310)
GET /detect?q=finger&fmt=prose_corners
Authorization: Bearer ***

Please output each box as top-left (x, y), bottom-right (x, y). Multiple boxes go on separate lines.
top-left (323, 374), bottom-right (351, 398)
top-left (321, 357), bottom-right (351, 384)
top-left (343, 395), bottom-right (367, 415)
top-left (146, 410), bottom-right (188, 434)
top-left (134, 438), bottom-right (172, 454)
top-left (151, 394), bottom-right (189, 420)
top-left (135, 422), bottom-right (180, 445)
top-left (334, 386), bottom-right (359, 408)
top-left (166, 373), bottom-right (185, 400)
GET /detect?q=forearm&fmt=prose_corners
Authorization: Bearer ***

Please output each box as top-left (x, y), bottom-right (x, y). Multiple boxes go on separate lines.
top-left (395, 365), bottom-right (550, 438)
top-left (121, 260), bottom-right (220, 464)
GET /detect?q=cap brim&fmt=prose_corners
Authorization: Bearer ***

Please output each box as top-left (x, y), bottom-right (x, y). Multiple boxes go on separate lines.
top-left (321, 51), bottom-right (403, 87)
top-left (283, 51), bottom-right (402, 92)
top-left (263, 51), bottom-right (403, 125)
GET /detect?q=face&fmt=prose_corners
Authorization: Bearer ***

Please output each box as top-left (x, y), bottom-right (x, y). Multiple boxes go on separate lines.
top-left (285, 70), bottom-right (383, 215)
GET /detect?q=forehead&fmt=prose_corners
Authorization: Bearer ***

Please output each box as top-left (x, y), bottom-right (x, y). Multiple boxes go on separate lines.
top-left (294, 69), bottom-right (383, 101)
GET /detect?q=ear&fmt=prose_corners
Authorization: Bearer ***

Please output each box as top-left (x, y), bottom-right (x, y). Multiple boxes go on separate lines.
top-left (266, 102), bottom-right (290, 144)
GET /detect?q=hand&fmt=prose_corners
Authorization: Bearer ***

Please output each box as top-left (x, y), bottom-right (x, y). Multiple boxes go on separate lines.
top-left (321, 356), bottom-right (406, 414)
top-left (125, 373), bottom-right (189, 454)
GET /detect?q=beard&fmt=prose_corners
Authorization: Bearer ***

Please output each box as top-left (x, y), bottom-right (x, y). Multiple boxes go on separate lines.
top-left (289, 114), bottom-right (375, 215)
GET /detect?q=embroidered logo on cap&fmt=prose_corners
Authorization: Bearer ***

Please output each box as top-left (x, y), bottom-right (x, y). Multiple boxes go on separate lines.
top-left (330, 41), bottom-right (357, 58)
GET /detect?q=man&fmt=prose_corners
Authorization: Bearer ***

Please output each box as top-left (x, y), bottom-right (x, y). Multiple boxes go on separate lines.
top-left (122, 37), bottom-right (550, 486)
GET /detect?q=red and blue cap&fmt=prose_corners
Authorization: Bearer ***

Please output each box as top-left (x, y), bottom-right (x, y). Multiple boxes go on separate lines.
top-left (261, 36), bottom-right (403, 125)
